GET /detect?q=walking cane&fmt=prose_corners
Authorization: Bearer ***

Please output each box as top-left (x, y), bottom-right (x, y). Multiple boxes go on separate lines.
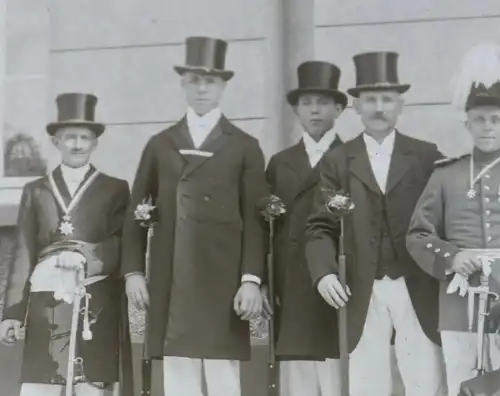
top-left (324, 190), bottom-right (354, 396)
top-left (258, 195), bottom-right (286, 396)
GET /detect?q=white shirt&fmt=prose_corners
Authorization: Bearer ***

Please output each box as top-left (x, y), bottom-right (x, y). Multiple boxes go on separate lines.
top-left (186, 107), bottom-right (222, 149)
top-left (302, 127), bottom-right (339, 168)
top-left (363, 131), bottom-right (396, 194)
top-left (60, 163), bottom-right (90, 197)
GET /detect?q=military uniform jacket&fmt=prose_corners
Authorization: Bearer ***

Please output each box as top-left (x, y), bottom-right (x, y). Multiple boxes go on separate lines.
top-left (305, 132), bottom-right (442, 353)
top-left (2, 166), bottom-right (132, 389)
top-left (121, 116), bottom-right (267, 360)
top-left (266, 137), bottom-right (342, 360)
top-left (407, 154), bottom-right (500, 332)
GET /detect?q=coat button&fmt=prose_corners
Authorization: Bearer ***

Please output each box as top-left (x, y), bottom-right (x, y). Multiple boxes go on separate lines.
top-left (486, 210), bottom-right (492, 216)
top-left (203, 195), bottom-right (211, 201)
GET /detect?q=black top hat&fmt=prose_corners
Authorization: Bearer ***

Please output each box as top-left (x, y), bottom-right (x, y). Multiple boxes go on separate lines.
top-left (466, 81), bottom-right (500, 111)
top-left (347, 52), bottom-right (411, 97)
top-left (46, 93), bottom-right (105, 136)
top-left (287, 61), bottom-right (348, 108)
top-left (174, 36), bottom-right (234, 81)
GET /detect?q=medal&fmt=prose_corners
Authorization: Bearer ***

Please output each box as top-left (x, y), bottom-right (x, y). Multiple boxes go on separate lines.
top-left (49, 169), bottom-right (100, 236)
top-left (467, 188), bottom-right (477, 200)
top-left (468, 154), bottom-right (500, 200)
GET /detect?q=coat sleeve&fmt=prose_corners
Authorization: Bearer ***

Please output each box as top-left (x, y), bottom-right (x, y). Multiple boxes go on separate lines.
top-left (239, 138), bottom-right (267, 280)
top-left (406, 169), bottom-right (460, 280)
top-left (121, 137), bottom-right (159, 277)
top-left (305, 151), bottom-right (341, 285)
top-left (3, 184), bottom-right (38, 321)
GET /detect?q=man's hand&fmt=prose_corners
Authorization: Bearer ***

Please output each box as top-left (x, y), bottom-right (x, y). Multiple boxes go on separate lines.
top-left (125, 274), bottom-right (149, 311)
top-left (260, 285), bottom-right (273, 320)
top-left (451, 251), bottom-right (483, 277)
top-left (0, 319), bottom-right (24, 346)
top-left (317, 274), bottom-right (351, 309)
top-left (233, 282), bottom-right (262, 321)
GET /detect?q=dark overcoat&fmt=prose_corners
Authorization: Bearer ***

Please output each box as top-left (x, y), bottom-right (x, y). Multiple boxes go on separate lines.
top-left (2, 166), bottom-right (133, 390)
top-left (266, 137), bottom-right (342, 360)
top-left (459, 371), bottom-right (500, 396)
top-left (121, 116), bottom-right (267, 360)
top-left (305, 131), bottom-right (442, 354)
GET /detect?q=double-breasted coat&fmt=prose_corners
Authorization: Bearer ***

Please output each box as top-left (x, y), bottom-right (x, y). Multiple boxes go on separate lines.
top-left (121, 116), bottom-right (267, 360)
top-left (266, 137), bottom-right (342, 360)
top-left (2, 166), bottom-right (133, 391)
top-left (305, 131), bottom-right (442, 354)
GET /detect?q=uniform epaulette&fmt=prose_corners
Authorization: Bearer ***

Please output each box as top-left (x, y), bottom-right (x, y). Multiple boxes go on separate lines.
top-left (434, 154), bottom-right (470, 168)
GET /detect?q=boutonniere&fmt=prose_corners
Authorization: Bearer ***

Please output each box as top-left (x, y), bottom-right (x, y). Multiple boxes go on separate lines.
top-left (322, 188), bottom-right (355, 216)
top-left (258, 194), bottom-right (286, 222)
top-left (134, 195), bottom-right (157, 229)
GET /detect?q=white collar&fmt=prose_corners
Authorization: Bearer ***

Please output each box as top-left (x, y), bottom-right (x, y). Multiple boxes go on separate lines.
top-left (363, 130), bottom-right (396, 153)
top-left (186, 107), bottom-right (222, 129)
top-left (302, 127), bottom-right (338, 153)
top-left (60, 163), bottom-right (91, 179)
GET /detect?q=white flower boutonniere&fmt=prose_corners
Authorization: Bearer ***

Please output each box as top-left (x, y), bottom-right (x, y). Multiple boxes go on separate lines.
top-left (134, 196), bottom-right (156, 229)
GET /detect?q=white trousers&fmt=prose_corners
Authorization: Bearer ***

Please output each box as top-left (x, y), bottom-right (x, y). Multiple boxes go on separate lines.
top-left (349, 277), bottom-right (446, 396)
top-left (441, 331), bottom-right (500, 396)
top-left (20, 382), bottom-right (118, 396)
top-left (280, 360), bottom-right (341, 396)
top-left (163, 356), bottom-right (240, 396)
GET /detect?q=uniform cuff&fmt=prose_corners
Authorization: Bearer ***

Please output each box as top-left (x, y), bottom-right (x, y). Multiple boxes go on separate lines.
top-left (124, 272), bottom-right (144, 279)
top-left (241, 274), bottom-right (261, 285)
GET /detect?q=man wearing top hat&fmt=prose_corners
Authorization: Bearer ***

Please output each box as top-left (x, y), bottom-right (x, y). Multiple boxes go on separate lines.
top-left (0, 93), bottom-right (133, 396)
top-left (407, 43), bottom-right (500, 396)
top-left (121, 36), bottom-right (267, 396)
top-left (305, 52), bottom-right (446, 396)
top-left (265, 60), bottom-right (346, 396)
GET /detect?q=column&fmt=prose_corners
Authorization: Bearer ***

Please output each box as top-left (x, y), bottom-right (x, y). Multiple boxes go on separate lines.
top-left (263, 0), bottom-right (315, 157)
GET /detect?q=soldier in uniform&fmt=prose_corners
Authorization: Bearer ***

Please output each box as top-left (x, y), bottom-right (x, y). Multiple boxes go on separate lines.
top-left (0, 93), bottom-right (133, 396)
top-left (305, 52), bottom-right (446, 396)
top-left (122, 36), bottom-right (267, 396)
top-left (266, 61), bottom-right (347, 396)
top-left (407, 43), bottom-right (500, 396)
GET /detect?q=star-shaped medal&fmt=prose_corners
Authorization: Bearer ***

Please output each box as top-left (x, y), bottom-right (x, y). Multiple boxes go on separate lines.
top-left (59, 215), bottom-right (74, 236)
top-left (467, 189), bottom-right (477, 200)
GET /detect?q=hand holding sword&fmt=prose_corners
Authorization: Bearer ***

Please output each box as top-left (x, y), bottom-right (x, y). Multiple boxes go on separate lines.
top-left (258, 194), bottom-right (286, 396)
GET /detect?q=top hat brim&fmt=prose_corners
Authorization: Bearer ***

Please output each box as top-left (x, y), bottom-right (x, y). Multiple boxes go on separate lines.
top-left (287, 88), bottom-right (348, 109)
top-left (347, 83), bottom-right (411, 98)
top-left (174, 65), bottom-right (234, 81)
top-left (46, 121), bottom-right (105, 137)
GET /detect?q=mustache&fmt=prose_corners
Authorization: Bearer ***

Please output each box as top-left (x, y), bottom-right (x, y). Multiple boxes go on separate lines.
top-left (372, 112), bottom-right (388, 121)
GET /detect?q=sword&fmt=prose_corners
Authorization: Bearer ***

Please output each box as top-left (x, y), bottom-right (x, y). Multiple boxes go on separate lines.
top-left (142, 226), bottom-right (154, 396)
top-left (338, 217), bottom-right (349, 396)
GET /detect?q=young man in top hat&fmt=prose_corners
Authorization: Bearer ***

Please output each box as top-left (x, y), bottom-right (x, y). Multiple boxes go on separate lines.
top-left (0, 93), bottom-right (133, 396)
top-left (122, 36), bottom-right (267, 396)
top-left (266, 60), bottom-right (346, 396)
top-left (407, 43), bottom-right (500, 396)
top-left (305, 51), bottom-right (446, 396)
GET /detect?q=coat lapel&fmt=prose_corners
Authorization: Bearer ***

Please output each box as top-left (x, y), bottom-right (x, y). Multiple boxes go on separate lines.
top-left (168, 117), bottom-right (196, 154)
top-left (182, 116), bottom-right (233, 178)
top-left (73, 164), bottom-right (98, 197)
top-left (385, 131), bottom-right (414, 194)
top-left (49, 166), bottom-right (72, 207)
top-left (347, 134), bottom-right (381, 195)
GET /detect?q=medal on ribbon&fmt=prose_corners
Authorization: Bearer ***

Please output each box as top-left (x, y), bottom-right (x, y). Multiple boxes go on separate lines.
top-left (49, 169), bottom-right (100, 236)
top-left (468, 154), bottom-right (500, 200)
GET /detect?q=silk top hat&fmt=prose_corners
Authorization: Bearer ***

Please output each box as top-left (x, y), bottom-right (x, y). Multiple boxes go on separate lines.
top-left (174, 36), bottom-right (234, 81)
top-left (46, 93), bottom-right (105, 136)
top-left (347, 52), bottom-right (411, 97)
top-left (287, 61), bottom-right (348, 108)
top-left (451, 43), bottom-right (500, 112)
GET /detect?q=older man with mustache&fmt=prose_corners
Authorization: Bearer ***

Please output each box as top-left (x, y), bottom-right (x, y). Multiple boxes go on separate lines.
top-left (305, 52), bottom-right (446, 396)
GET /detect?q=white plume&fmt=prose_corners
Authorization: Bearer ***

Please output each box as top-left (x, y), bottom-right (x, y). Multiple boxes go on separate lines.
top-left (451, 42), bottom-right (500, 111)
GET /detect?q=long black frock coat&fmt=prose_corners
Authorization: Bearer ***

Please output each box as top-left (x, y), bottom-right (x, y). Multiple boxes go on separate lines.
top-left (2, 166), bottom-right (133, 391)
top-left (266, 137), bottom-right (342, 360)
top-left (305, 132), bottom-right (443, 354)
top-left (121, 116), bottom-right (267, 360)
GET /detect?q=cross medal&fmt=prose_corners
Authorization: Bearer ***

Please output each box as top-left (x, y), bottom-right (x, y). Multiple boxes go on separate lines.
top-left (59, 214), bottom-right (74, 236)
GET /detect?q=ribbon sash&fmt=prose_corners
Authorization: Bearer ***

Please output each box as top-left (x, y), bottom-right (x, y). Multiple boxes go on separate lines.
top-left (49, 170), bottom-right (100, 217)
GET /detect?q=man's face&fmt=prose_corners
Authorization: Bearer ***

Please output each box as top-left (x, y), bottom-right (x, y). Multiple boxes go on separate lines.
top-left (466, 106), bottom-right (500, 152)
top-left (52, 126), bottom-right (98, 168)
top-left (181, 71), bottom-right (227, 116)
top-left (354, 90), bottom-right (403, 134)
top-left (294, 93), bottom-right (342, 140)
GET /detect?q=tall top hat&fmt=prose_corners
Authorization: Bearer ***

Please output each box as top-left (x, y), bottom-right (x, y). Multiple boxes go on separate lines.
top-left (347, 52), bottom-right (411, 97)
top-left (451, 43), bottom-right (500, 112)
top-left (286, 61), bottom-right (348, 108)
top-left (46, 93), bottom-right (105, 136)
top-left (174, 36), bottom-right (234, 81)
